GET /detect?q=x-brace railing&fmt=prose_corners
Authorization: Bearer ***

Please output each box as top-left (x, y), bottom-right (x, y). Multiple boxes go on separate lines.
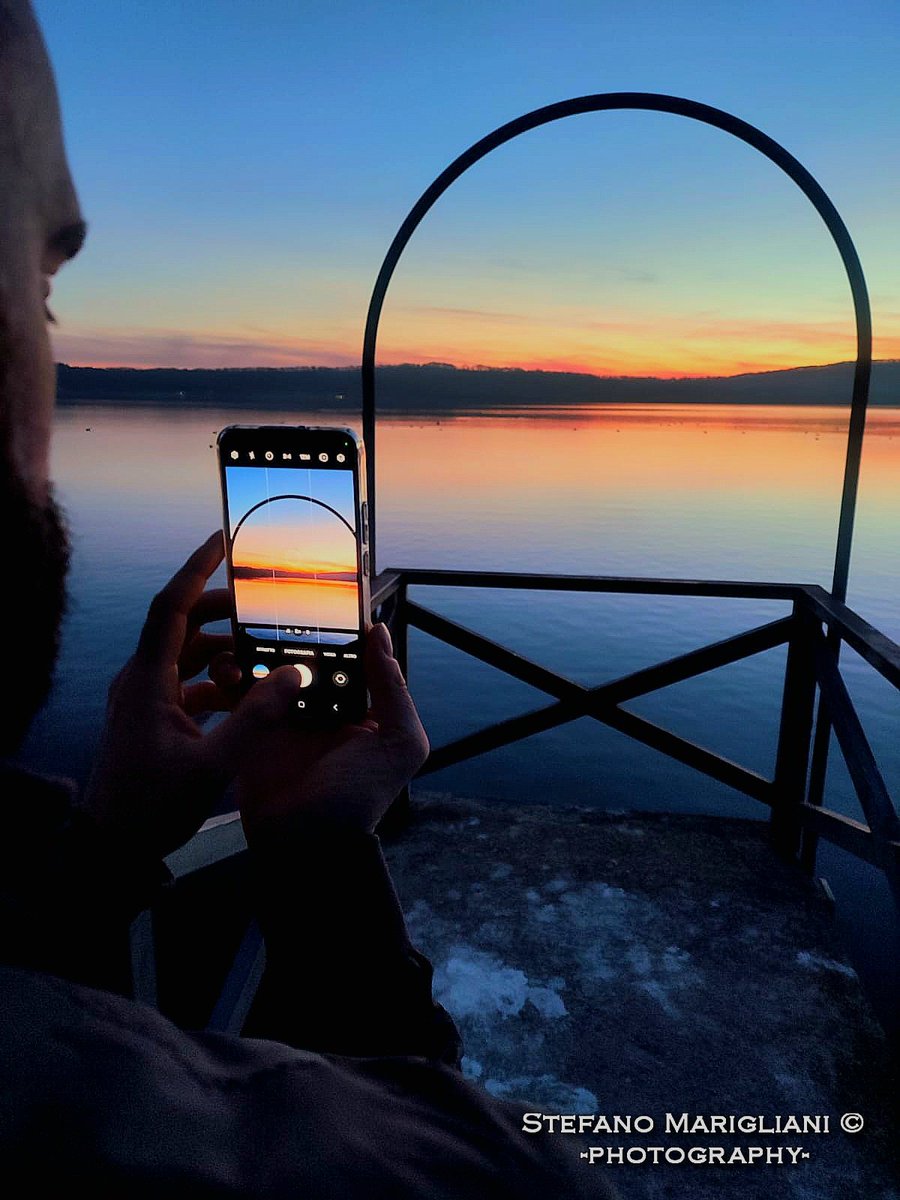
top-left (372, 568), bottom-right (900, 911)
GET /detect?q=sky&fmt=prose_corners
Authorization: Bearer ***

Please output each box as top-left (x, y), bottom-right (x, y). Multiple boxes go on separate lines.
top-left (226, 465), bottom-right (357, 575)
top-left (37, 0), bottom-right (900, 378)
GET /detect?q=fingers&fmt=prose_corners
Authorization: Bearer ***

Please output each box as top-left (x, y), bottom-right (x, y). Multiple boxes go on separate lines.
top-left (186, 587), bottom-right (232, 637)
top-left (201, 665), bottom-right (303, 779)
top-left (180, 581), bottom-right (235, 678)
top-left (183, 680), bottom-right (233, 716)
top-left (366, 623), bottom-right (429, 767)
top-left (178, 632), bottom-right (234, 681)
top-left (208, 650), bottom-right (242, 690)
top-left (205, 650), bottom-right (242, 712)
top-left (136, 532), bottom-right (225, 675)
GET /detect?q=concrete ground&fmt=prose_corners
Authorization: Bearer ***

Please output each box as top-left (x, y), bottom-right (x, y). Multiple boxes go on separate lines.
top-left (384, 792), bottom-right (899, 1200)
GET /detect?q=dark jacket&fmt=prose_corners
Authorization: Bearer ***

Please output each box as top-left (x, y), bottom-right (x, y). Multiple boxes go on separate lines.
top-left (0, 764), bottom-right (614, 1197)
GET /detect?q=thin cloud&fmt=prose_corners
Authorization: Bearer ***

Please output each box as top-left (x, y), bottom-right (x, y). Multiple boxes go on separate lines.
top-left (51, 326), bottom-right (359, 369)
top-left (608, 266), bottom-right (658, 284)
top-left (402, 306), bottom-right (900, 354)
top-left (402, 306), bottom-right (539, 326)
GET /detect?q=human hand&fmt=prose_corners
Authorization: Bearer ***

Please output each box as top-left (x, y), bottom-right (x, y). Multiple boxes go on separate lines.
top-left (234, 623), bottom-right (429, 840)
top-left (83, 532), bottom-right (303, 858)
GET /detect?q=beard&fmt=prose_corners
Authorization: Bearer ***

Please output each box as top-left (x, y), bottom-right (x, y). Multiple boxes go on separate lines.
top-left (1, 461), bottom-right (70, 757)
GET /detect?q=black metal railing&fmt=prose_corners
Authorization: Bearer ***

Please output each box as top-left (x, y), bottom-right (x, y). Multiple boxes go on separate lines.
top-left (373, 569), bottom-right (900, 907)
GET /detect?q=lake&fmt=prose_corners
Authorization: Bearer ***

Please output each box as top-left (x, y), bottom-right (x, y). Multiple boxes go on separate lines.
top-left (18, 401), bottom-right (900, 1026)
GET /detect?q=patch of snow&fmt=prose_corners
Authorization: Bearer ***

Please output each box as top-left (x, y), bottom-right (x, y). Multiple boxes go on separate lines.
top-left (435, 948), bottom-right (529, 1021)
top-left (795, 950), bottom-right (857, 979)
top-left (404, 870), bottom-right (702, 1081)
top-left (547, 883), bottom-right (700, 1011)
top-left (431, 945), bottom-right (569, 1025)
top-left (559, 881), bottom-right (631, 920)
top-left (527, 986), bottom-right (568, 1018)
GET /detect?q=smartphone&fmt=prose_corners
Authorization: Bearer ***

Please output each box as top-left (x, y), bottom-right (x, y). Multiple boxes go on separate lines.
top-left (217, 424), bottom-right (370, 726)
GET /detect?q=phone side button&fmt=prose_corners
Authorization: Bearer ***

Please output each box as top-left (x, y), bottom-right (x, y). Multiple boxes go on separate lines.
top-left (362, 550), bottom-right (369, 576)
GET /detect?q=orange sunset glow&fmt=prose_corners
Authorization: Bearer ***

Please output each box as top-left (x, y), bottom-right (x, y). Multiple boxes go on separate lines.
top-left (234, 552), bottom-right (356, 577)
top-left (52, 312), bottom-right (899, 378)
top-left (234, 576), bottom-right (358, 629)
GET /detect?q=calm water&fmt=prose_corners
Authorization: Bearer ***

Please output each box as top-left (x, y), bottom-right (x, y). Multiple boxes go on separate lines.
top-left (19, 401), bottom-right (900, 1025)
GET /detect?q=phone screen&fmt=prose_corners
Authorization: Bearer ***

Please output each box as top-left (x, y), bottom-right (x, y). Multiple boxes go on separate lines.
top-left (218, 425), bottom-right (368, 725)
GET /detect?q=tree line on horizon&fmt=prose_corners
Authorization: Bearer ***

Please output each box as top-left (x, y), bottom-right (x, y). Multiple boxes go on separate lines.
top-left (55, 360), bottom-right (899, 409)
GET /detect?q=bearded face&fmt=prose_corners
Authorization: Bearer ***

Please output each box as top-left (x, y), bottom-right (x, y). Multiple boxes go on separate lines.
top-left (0, 277), bottom-right (70, 759)
top-left (0, 419), bottom-right (70, 756)
top-left (0, 3), bottom-right (84, 756)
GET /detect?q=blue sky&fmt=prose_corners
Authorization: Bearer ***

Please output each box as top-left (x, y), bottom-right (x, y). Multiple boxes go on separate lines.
top-left (37, 0), bottom-right (900, 375)
top-left (226, 466), bottom-right (356, 531)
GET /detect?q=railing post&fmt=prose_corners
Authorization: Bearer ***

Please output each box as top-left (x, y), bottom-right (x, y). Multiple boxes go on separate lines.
top-left (770, 603), bottom-right (818, 861)
top-left (801, 616), bottom-right (843, 877)
top-left (129, 907), bottom-right (158, 1007)
top-left (801, 692), bottom-right (834, 876)
top-left (377, 580), bottom-right (412, 835)
top-left (206, 920), bottom-right (267, 1035)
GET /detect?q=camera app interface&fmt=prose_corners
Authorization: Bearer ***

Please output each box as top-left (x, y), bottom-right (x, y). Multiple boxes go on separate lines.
top-left (223, 433), bottom-right (364, 720)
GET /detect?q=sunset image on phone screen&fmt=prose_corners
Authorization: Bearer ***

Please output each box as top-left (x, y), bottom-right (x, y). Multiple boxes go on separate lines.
top-left (226, 465), bottom-right (359, 640)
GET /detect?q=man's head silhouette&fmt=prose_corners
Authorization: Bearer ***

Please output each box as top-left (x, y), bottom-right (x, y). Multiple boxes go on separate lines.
top-left (0, 0), bottom-right (85, 754)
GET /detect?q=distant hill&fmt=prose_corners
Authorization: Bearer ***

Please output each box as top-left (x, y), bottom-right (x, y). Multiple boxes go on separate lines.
top-left (55, 360), bottom-right (900, 410)
top-left (233, 566), bottom-right (356, 582)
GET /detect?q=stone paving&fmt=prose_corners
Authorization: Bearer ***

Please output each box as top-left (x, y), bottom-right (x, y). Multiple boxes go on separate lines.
top-left (384, 793), bottom-right (899, 1200)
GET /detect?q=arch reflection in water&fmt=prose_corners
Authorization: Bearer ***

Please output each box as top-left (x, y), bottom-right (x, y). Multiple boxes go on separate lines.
top-left (228, 467), bottom-right (359, 641)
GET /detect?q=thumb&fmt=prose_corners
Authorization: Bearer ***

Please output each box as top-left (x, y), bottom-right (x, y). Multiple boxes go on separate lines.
top-left (366, 624), bottom-right (428, 760)
top-left (202, 666), bottom-right (302, 776)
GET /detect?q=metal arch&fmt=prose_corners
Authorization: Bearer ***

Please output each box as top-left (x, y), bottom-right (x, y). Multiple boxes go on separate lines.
top-left (361, 91), bottom-right (872, 602)
top-left (230, 494), bottom-right (355, 545)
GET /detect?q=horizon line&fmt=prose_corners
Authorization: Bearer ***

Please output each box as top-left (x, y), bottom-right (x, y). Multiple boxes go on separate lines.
top-left (56, 357), bottom-right (897, 384)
